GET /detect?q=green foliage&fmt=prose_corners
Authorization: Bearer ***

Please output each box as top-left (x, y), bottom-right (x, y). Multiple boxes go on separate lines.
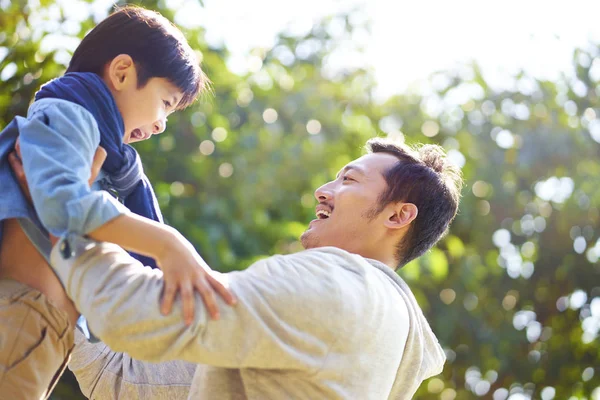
top-left (1, 1), bottom-right (599, 399)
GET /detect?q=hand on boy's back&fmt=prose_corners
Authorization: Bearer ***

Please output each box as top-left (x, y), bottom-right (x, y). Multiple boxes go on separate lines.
top-left (9, 138), bottom-right (237, 324)
top-left (9, 138), bottom-right (107, 245)
top-left (10, 137), bottom-right (107, 195)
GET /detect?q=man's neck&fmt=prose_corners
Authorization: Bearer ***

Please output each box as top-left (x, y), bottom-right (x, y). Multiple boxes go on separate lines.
top-left (368, 256), bottom-right (397, 270)
top-left (352, 247), bottom-right (398, 271)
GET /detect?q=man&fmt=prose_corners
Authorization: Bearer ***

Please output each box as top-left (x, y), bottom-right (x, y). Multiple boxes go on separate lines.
top-left (26, 137), bottom-right (462, 399)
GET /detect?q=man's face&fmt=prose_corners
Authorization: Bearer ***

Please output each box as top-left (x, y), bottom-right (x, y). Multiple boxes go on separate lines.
top-left (300, 152), bottom-right (399, 256)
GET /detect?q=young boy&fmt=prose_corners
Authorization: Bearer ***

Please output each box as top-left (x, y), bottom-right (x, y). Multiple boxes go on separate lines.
top-left (0, 6), bottom-right (234, 399)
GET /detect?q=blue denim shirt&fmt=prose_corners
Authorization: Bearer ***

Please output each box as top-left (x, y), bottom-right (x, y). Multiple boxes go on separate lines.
top-left (0, 98), bottom-right (128, 246)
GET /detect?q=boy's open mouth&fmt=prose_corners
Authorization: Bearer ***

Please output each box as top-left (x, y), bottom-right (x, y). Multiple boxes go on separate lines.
top-left (130, 129), bottom-right (147, 141)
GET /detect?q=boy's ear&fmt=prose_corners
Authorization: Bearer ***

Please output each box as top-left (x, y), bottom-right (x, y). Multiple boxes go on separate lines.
top-left (384, 203), bottom-right (418, 230)
top-left (105, 54), bottom-right (136, 91)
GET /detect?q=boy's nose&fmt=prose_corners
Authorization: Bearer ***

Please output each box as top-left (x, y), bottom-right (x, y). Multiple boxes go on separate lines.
top-left (153, 119), bottom-right (166, 135)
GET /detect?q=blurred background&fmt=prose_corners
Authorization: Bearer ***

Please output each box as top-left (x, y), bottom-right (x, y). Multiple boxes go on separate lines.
top-left (1, 0), bottom-right (600, 398)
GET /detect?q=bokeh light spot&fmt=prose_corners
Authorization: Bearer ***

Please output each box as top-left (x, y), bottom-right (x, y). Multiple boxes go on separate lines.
top-left (199, 140), bottom-right (215, 155)
top-left (472, 180), bottom-right (491, 197)
top-left (306, 119), bottom-right (322, 134)
top-left (212, 127), bottom-right (228, 142)
top-left (421, 120), bottom-right (440, 137)
top-left (263, 108), bottom-right (279, 123)
top-left (170, 181), bottom-right (184, 197)
top-left (440, 288), bottom-right (456, 305)
top-left (219, 163), bottom-right (234, 178)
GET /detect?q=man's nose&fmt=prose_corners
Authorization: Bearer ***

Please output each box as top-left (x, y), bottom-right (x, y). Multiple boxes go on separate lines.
top-left (314, 181), bottom-right (335, 202)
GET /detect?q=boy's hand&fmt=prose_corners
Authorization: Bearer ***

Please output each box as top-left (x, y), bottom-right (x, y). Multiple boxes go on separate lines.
top-left (156, 234), bottom-right (236, 324)
top-left (9, 137), bottom-right (107, 245)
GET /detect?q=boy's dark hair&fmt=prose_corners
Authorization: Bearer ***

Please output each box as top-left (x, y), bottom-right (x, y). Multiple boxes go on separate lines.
top-left (365, 138), bottom-right (463, 269)
top-left (67, 5), bottom-right (207, 109)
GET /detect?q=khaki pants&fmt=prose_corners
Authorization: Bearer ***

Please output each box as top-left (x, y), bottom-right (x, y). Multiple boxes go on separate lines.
top-left (0, 279), bottom-right (74, 400)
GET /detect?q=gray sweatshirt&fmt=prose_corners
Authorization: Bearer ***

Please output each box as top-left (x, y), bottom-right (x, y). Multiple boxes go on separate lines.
top-left (51, 235), bottom-right (445, 399)
top-left (68, 329), bottom-right (196, 398)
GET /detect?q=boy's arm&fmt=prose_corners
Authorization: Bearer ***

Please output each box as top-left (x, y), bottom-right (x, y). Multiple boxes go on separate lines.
top-left (69, 330), bottom-right (195, 400)
top-left (87, 213), bottom-right (235, 321)
top-left (17, 101), bottom-right (234, 320)
top-left (51, 236), bottom-right (344, 370)
top-left (19, 100), bottom-right (128, 238)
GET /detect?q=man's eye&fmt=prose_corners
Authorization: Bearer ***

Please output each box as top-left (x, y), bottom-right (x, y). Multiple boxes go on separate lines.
top-left (342, 176), bottom-right (354, 182)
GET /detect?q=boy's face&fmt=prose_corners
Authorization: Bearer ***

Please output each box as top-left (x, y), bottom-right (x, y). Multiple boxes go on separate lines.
top-left (105, 55), bottom-right (183, 144)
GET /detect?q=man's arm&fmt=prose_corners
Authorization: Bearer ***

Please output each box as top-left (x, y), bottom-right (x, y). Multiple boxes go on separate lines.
top-left (51, 235), bottom-right (345, 370)
top-left (69, 330), bottom-right (196, 399)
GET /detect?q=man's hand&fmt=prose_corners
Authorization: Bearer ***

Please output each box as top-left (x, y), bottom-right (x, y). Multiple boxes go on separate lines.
top-left (8, 137), bottom-right (107, 244)
top-left (9, 137), bottom-right (107, 194)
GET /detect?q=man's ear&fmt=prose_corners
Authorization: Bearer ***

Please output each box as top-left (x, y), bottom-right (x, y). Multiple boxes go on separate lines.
top-left (105, 54), bottom-right (136, 91)
top-left (384, 203), bottom-right (418, 230)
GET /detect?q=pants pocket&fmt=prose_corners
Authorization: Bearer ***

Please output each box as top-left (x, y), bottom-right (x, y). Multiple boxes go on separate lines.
top-left (0, 296), bottom-right (71, 400)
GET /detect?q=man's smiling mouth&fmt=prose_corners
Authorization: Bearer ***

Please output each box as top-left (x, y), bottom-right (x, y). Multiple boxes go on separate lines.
top-left (316, 210), bottom-right (331, 219)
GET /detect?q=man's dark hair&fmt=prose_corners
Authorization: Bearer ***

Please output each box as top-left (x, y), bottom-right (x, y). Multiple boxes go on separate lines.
top-left (67, 5), bottom-right (207, 109)
top-left (366, 137), bottom-right (463, 269)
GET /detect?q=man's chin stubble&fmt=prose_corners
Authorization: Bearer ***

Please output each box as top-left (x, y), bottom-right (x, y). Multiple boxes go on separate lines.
top-left (300, 231), bottom-right (318, 249)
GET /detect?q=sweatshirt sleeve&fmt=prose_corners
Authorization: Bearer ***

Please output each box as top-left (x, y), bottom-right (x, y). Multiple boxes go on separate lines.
top-left (19, 100), bottom-right (129, 236)
top-left (51, 235), bottom-right (344, 372)
top-left (68, 329), bottom-right (195, 400)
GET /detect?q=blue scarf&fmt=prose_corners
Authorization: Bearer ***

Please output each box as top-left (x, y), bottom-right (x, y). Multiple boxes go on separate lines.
top-left (35, 72), bottom-right (162, 268)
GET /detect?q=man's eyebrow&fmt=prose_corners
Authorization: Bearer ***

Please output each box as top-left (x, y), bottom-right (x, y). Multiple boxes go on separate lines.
top-left (336, 165), bottom-right (366, 178)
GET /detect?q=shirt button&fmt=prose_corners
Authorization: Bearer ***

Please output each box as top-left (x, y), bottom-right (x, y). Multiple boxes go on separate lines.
top-left (60, 239), bottom-right (72, 259)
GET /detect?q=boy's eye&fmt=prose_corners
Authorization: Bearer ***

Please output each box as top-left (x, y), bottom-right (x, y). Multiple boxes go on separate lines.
top-left (342, 176), bottom-right (355, 182)
top-left (163, 100), bottom-right (172, 108)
